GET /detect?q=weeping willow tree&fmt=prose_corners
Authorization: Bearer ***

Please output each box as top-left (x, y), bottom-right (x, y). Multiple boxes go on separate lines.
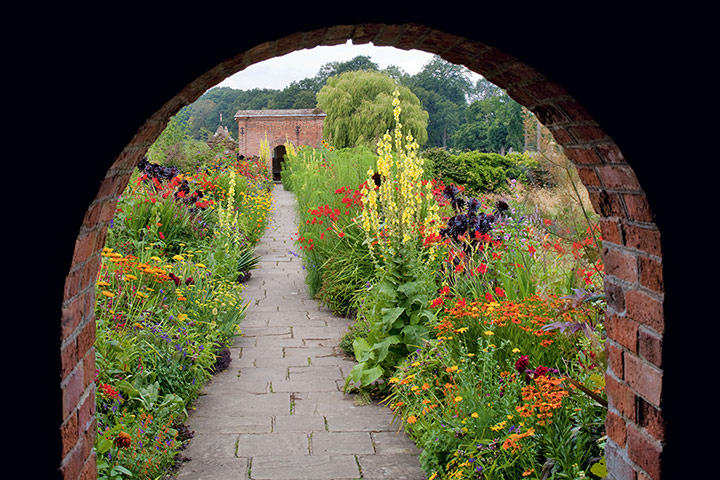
top-left (317, 70), bottom-right (429, 148)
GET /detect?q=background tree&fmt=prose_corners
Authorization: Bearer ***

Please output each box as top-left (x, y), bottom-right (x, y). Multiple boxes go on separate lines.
top-left (317, 70), bottom-right (428, 148)
top-left (452, 91), bottom-right (524, 153)
top-left (403, 55), bottom-right (474, 148)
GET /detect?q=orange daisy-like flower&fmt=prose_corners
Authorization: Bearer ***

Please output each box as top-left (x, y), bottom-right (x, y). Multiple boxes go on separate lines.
top-left (114, 431), bottom-right (132, 448)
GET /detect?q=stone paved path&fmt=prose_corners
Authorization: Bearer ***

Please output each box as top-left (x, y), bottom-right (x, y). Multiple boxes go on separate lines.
top-left (175, 184), bottom-right (426, 480)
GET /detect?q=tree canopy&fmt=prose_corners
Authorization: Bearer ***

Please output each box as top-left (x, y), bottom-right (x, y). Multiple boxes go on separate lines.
top-left (316, 70), bottom-right (429, 148)
top-left (180, 53), bottom-right (532, 156)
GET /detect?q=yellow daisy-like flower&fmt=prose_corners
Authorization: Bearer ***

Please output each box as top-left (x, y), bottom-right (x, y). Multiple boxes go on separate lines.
top-left (484, 330), bottom-right (495, 336)
top-left (97, 281), bottom-right (110, 287)
top-left (389, 377), bottom-right (400, 384)
top-left (454, 396), bottom-right (463, 403)
top-left (471, 412), bottom-right (479, 418)
top-left (101, 291), bottom-right (115, 298)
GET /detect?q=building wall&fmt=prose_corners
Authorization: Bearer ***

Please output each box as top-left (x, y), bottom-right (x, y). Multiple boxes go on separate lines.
top-left (237, 115), bottom-right (325, 161)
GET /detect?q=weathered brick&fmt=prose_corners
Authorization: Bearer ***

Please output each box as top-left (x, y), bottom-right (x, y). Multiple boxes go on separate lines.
top-left (62, 367), bottom-right (84, 419)
top-left (627, 424), bottom-right (663, 479)
top-left (576, 166), bottom-right (601, 187)
top-left (623, 193), bottom-right (654, 223)
top-left (638, 256), bottom-right (663, 294)
top-left (79, 452), bottom-right (97, 480)
top-left (604, 279), bottom-right (626, 314)
top-left (61, 411), bottom-right (78, 457)
top-left (597, 165), bottom-right (642, 190)
top-left (638, 397), bottom-right (665, 443)
top-left (589, 190), bottom-right (626, 218)
top-left (623, 224), bottom-right (662, 256)
top-left (567, 123), bottom-right (608, 143)
top-left (564, 146), bottom-right (603, 165)
top-left (61, 340), bottom-right (78, 380)
top-left (606, 314), bottom-right (638, 353)
top-left (606, 410), bottom-right (627, 447)
top-left (600, 221), bottom-right (623, 245)
top-left (71, 230), bottom-right (96, 266)
top-left (61, 297), bottom-right (83, 341)
top-left (605, 440), bottom-right (638, 480)
top-left (596, 144), bottom-right (627, 164)
top-left (625, 290), bottom-right (664, 334)
top-left (606, 340), bottom-right (624, 377)
top-left (606, 374), bottom-right (637, 421)
top-left (604, 247), bottom-right (638, 284)
top-left (638, 326), bottom-right (663, 368)
top-left (624, 353), bottom-right (662, 407)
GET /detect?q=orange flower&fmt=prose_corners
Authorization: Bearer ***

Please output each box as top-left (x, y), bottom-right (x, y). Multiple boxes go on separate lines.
top-left (406, 415), bottom-right (417, 424)
top-left (114, 431), bottom-right (131, 448)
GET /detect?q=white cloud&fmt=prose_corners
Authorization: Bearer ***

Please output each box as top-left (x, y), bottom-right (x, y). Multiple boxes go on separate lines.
top-left (215, 40), bottom-right (481, 91)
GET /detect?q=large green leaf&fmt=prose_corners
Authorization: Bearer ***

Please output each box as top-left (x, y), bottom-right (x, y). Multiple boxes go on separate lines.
top-left (372, 335), bottom-right (401, 362)
top-left (381, 307), bottom-right (405, 329)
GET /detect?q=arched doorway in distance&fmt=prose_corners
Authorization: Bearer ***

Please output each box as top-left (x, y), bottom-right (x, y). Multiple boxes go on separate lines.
top-left (272, 145), bottom-right (286, 182)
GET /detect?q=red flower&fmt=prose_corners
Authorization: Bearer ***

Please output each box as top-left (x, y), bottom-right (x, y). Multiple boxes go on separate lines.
top-left (430, 297), bottom-right (445, 308)
top-left (159, 232), bottom-right (165, 239)
top-left (338, 231), bottom-right (345, 238)
top-left (514, 355), bottom-right (529, 373)
top-left (185, 277), bottom-right (194, 285)
top-left (494, 287), bottom-right (506, 297)
top-left (533, 366), bottom-right (549, 378)
top-left (475, 263), bottom-right (487, 275)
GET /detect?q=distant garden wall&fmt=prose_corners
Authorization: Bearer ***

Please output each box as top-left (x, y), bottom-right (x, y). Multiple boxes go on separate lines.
top-left (235, 108), bottom-right (326, 160)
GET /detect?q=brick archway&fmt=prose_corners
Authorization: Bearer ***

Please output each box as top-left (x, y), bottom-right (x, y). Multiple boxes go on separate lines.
top-left (59, 23), bottom-right (672, 480)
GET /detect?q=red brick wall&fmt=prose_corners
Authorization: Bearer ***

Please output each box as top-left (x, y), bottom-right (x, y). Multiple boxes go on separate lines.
top-left (59, 23), bottom-right (668, 480)
top-left (237, 115), bottom-right (325, 166)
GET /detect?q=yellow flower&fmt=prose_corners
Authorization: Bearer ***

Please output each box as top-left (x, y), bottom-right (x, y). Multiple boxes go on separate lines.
top-left (97, 281), bottom-right (110, 287)
top-left (150, 256), bottom-right (161, 262)
top-left (195, 263), bottom-right (207, 269)
top-left (124, 274), bottom-right (137, 280)
top-left (454, 396), bottom-right (463, 403)
top-left (471, 412), bottom-right (479, 418)
top-left (172, 255), bottom-right (184, 261)
top-left (484, 330), bottom-right (495, 336)
top-left (410, 361), bottom-right (420, 367)
top-left (512, 348), bottom-right (521, 353)
top-left (101, 291), bottom-right (115, 298)
top-left (389, 377), bottom-right (400, 384)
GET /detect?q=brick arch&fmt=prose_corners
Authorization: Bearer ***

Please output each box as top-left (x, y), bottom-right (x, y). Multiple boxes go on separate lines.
top-left (61, 24), bottom-right (665, 480)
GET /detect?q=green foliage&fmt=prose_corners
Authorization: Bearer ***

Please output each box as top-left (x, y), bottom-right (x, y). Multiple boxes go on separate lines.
top-left (452, 92), bottom-right (525, 153)
top-left (94, 149), bottom-right (273, 478)
top-left (423, 148), bottom-right (544, 195)
top-left (316, 70), bottom-right (429, 148)
top-left (346, 251), bottom-right (437, 390)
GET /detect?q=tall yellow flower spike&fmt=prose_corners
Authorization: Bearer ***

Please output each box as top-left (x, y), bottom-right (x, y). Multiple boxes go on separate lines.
top-left (360, 90), bottom-right (441, 259)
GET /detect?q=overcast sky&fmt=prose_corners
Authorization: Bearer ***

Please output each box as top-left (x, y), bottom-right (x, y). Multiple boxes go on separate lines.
top-left (215, 40), bottom-right (482, 91)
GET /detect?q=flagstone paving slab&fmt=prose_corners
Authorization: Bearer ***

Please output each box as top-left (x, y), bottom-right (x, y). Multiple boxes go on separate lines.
top-left (172, 185), bottom-right (424, 479)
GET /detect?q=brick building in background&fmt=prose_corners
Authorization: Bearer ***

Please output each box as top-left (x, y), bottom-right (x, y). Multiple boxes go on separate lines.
top-left (234, 108), bottom-right (326, 181)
